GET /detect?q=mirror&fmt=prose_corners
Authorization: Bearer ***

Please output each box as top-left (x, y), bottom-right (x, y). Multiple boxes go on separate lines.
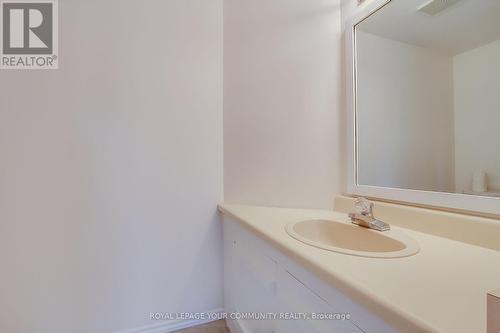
top-left (354, 0), bottom-right (500, 199)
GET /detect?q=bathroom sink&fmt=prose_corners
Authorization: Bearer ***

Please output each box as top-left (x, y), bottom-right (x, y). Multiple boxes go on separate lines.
top-left (285, 219), bottom-right (419, 258)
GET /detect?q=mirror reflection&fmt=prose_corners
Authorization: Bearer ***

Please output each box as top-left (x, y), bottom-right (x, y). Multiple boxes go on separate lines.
top-left (355, 0), bottom-right (500, 197)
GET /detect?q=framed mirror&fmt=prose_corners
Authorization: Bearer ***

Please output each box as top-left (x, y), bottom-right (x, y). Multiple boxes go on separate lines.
top-left (346, 0), bottom-right (500, 215)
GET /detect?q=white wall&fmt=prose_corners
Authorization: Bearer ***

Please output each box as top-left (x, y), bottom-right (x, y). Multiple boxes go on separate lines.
top-left (223, 0), bottom-right (343, 209)
top-left (454, 38), bottom-right (500, 193)
top-left (356, 32), bottom-right (455, 192)
top-left (0, 1), bottom-right (223, 332)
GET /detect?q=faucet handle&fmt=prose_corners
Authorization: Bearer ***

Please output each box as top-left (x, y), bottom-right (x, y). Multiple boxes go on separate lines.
top-left (354, 197), bottom-right (373, 216)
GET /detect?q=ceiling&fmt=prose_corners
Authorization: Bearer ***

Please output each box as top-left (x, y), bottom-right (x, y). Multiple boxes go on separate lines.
top-left (357, 0), bottom-right (500, 55)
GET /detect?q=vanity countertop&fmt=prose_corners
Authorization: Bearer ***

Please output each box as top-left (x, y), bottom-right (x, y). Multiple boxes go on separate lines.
top-left (219, 204), bottom-right (500, 333)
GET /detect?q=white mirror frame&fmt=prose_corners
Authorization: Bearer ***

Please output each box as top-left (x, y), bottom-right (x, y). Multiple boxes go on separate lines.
top-left (345, 0), bottom-right (500, 216)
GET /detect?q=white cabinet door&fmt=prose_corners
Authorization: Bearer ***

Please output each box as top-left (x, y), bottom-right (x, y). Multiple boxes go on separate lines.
top-left (224, 219), bottom-right (279, 333)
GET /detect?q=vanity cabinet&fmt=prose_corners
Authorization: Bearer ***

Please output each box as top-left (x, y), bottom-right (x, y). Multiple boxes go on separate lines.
top-left (223, 216), bottom-right (399, 333)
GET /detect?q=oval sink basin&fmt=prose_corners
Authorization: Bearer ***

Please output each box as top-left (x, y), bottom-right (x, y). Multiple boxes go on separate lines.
top-left (286, 219), bottom-right (419, 258)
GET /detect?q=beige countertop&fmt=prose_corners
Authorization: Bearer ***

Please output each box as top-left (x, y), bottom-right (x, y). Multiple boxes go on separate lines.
top-left (219, 204), bottom-right (500, 333)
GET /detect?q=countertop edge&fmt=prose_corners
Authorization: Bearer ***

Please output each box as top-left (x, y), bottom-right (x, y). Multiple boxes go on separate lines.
top-left (218, 204), bottom-right (444, 333)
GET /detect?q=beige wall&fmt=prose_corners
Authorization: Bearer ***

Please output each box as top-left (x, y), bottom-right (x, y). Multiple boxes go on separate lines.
top-left (0, 1), bottom-right (223, 332)
top-left (356, 31), bottom-right (456, 192)
top-left (223, 0), bottom-right (343, 209)
top-left (453, 38), bottom-right (500, 193)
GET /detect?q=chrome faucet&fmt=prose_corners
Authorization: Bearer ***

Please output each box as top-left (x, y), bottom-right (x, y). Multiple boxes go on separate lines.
top-left (348, 197), bottom-right (390, 232)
